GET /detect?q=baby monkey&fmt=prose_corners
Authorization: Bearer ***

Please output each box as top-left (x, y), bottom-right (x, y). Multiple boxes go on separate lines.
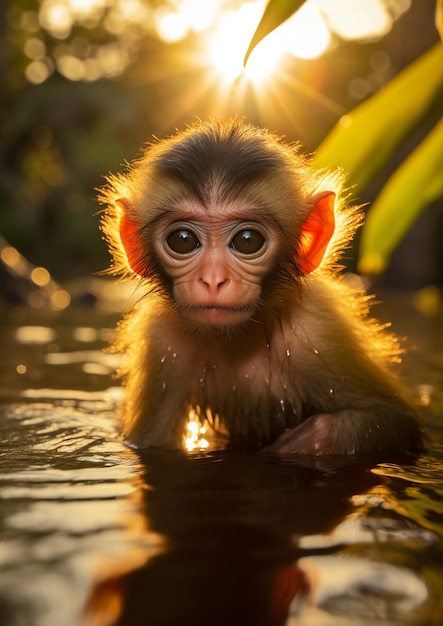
top-left (100, 118), bottom-right (423, 458)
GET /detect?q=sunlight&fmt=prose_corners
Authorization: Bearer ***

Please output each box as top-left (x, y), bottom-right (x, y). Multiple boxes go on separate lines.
top-left (205, 0), bottom-right (403, 87)
top-left (39, 0), bottom-right (73, 38)
top-left (281, 2), bottom-right (330, 60)
top-left (318, 0), bottom-right (394, 40)
top-left (154, 0), bottom-right (217, 43)
top-left (207, 0), bottom-right (332, 86)
top-left (68, 0), bottom-right (104, 18)
top-left (184, 408), bottom-right (210, 452)
top-left (154, 7), bottom-right (189, 43)
top-left (207, 2), bottom-right (284, 85)
top-left (32, 0), bottom-right (411, 88)
top-left (178, 0), bottom-right (217, 33)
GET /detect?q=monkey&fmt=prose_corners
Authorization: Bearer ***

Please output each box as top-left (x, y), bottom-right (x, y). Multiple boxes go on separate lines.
top-left (99, 118), bottom-right (423, 458)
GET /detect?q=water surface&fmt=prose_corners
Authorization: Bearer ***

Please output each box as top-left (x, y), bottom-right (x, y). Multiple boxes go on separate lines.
top-left (0, 292), bottom-right (442, 626)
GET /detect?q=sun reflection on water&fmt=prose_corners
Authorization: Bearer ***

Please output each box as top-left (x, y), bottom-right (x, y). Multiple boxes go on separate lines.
top-left (184, 408), bottom-right (210, 452)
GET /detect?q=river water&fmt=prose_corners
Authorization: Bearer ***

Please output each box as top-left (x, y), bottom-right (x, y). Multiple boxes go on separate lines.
top-left (0, 284), bottom-right (442, 626)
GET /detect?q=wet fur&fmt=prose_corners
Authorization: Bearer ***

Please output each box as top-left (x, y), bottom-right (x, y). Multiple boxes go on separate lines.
top-left (100, 118), bottom-right (423, 457)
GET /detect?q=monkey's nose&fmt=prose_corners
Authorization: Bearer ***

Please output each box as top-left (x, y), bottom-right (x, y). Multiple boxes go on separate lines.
top-left (199, 276), bottom-right (229, 294)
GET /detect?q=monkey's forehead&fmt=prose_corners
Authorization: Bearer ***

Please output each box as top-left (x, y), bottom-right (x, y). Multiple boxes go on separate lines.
top-left (151, 196), bottom-right (279, 223)
top-left (128, 172), bottom-right (309, 233)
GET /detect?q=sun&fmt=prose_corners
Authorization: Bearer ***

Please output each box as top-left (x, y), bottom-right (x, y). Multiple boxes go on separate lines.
top-left (206, 3), bottom-right (285, 85)
top-left (205, 0), bottom-right (331, 87)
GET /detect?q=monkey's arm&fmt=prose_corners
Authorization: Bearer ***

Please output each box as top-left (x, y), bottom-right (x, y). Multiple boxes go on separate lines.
top-left (268, 285), bottom-right (424, 459)
top-left (268, 344), bottom-right (423, 459)
top-left (265, 403), bottom-right (423, 458)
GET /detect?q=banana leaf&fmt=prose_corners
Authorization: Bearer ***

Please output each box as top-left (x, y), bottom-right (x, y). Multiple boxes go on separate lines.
top-left (358, 116), bottom-right (443, 274)
top-left (313, 43), bottom-right (443, 193)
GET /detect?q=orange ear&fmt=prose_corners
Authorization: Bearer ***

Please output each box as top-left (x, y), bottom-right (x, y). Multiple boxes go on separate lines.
top-left (117, 199), bottom-right (147, 276)
top-left (298, 192), bottom-right (335, 275)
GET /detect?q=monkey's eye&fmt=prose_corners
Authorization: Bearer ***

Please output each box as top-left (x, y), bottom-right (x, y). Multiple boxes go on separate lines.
top-left (230, 229), bottom-right (266, 255)
top-left (166, 229), bottom-right (200, 254)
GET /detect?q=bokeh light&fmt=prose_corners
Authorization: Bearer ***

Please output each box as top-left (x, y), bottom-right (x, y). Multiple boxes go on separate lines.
top-left (17, 0), bottom-right (411, 86)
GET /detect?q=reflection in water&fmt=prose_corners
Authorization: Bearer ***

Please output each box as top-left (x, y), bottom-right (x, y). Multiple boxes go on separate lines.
top-left (85, 451), bottom-right (438, 626)
top-left (87, 451), bottom-right (330, 626)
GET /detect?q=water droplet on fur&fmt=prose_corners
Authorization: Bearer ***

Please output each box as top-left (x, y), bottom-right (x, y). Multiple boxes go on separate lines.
top-left (280, 399), bottom-right (285, 412)
top-left (232, 386), bottom-right (237, 392)
top-left (329, 388), bottom-right (335, 396)
top-left (313, 349), bottom-right (319, 355)
top-left (244, 373), bottom-right (249, 379)
top-left (286, 349), bottom-right (291, 358)
top-left (160, 356), bottom-right (166, 364)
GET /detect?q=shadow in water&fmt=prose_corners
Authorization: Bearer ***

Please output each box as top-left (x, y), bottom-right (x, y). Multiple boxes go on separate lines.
top-left (86, 451), bottom-right (380, 626)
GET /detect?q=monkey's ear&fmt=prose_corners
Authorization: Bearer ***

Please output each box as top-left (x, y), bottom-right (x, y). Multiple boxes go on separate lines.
top-left (298, 192), bottom-right (335, 275)
top-left (117, 199), bottom-right (146, 276)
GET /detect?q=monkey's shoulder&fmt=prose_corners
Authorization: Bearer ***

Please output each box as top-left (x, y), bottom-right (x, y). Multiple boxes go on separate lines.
top-left (295, 274), bottom-right (402, 364)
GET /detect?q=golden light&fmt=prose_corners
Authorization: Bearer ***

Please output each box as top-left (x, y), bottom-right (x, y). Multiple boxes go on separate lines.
top-left (281, 2), bottom-right (331, 60)
top-left (318, 0), bottom-right (395, 40)
top-left (31, 266), bottom-right (51, 287)
top-left (154, 0), bottom-right (217, 44)
top-left (203, 0), bottom-right (405, 88)
top-left (184, 408), bottom-right (210, 452)
top-left (178, 0), bottom-right (217, 33)
top-left (28, 0), bottom-right (408, 89)
top-left (154, 7), bottom-right (189, 43)
top-left (206, 0), bottom-right (333, 87)
top-left (49, 288), bottom-right (71, 311)
top-left (39, 0), bottom-right (73, 38)
top-left (207, 2), bottom-right (285, 85)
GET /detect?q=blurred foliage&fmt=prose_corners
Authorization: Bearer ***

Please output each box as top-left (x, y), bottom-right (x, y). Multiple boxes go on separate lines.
top-left (0, 79), bottom-right (139, 277)
top-left (0, 0), bottom-right (441, 284)
top-left (246, 0), bottom-right (443, 276)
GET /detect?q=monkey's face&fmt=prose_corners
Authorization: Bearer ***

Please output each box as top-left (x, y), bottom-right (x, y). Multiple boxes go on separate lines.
top-left (153, 200), bottom-right (279, 329)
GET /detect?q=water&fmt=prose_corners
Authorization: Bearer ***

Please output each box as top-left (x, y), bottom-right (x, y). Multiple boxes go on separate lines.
top-left (0, 289), bottom-right (442, 626)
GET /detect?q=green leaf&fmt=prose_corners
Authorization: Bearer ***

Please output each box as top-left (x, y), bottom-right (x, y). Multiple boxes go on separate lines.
top-left (244, 0), bottom-right (308, 67)
top-left (313, 43), bottom-right (443, 193)
top-left (358, 116), bottom-right (443, 274)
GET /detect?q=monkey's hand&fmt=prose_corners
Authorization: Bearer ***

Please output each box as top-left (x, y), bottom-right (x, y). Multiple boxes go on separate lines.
top-left (264, 407), bottom-right (423, 458)
top-left (265, 414), bottom-right (342, 456)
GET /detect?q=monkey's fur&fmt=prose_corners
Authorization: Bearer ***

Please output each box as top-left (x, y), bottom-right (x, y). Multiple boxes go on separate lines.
top-left (100, 118), bottom-right (423, 458)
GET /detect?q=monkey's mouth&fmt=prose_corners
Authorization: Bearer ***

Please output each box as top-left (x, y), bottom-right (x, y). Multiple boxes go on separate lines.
top-left (185, 304), bottom-right (255, 327)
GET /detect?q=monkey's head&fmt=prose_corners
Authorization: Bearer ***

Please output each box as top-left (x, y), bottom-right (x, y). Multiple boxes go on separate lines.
top-left (101, 119), bottom-right (350, 331)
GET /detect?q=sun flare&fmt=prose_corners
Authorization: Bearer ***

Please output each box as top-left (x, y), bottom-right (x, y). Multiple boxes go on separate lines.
top-left (30, 0), bottom-right (405, 88)
top-left (184, 408), bottom-right (210, 452)
top-left (206, 0), bottom-right (332, 86)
